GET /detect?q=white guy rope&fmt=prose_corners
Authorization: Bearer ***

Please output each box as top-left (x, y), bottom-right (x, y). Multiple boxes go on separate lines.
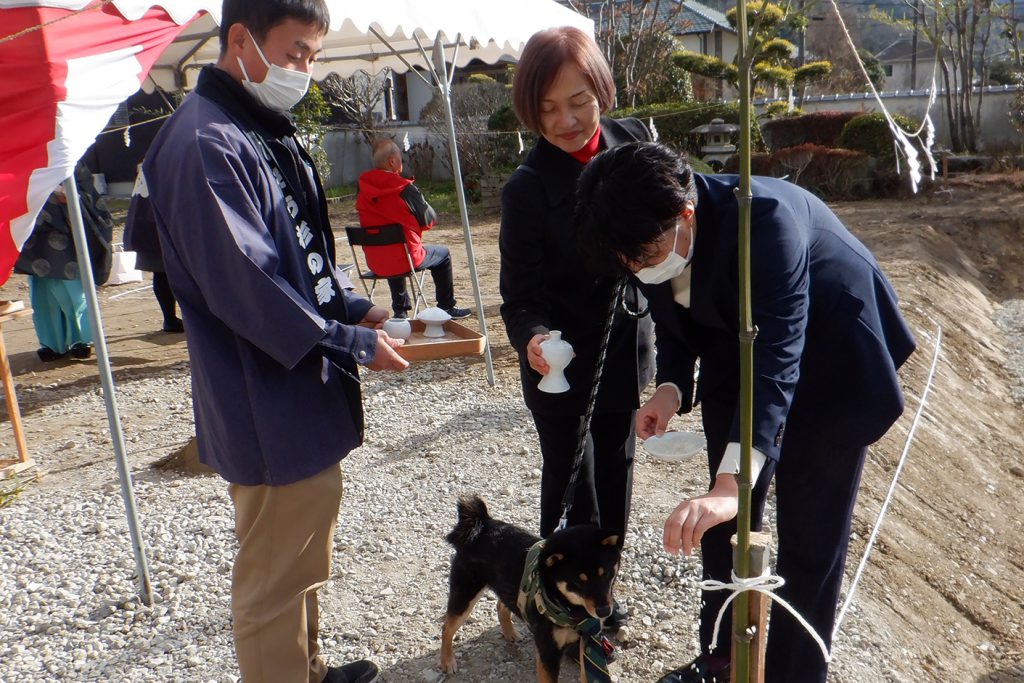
top-left (108, 284), bottom-right (151, 300)
top-left (832, 323), bottom-right (943, 638)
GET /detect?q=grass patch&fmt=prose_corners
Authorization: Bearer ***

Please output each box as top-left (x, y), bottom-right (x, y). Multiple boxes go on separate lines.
top-left (0, 475), bottom-right (32, 509)
top-left (326, 184), bottom-right (357, 200)
top-left (418, 180), bottom-right (460, 215)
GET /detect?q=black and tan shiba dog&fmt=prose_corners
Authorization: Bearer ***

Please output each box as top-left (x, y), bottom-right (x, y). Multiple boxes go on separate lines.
top-left (439, 496), bottom-right (623, 682)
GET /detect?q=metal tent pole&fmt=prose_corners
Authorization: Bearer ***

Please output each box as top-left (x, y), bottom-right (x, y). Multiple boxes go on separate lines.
top-left (63, 173), bottom-right (153, 606)
top-left (431, 34), bottom-right (495, 387)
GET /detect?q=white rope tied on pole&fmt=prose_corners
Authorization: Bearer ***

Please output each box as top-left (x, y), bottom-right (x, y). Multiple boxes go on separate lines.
top-left (701, 571), bottom-right (832, 663)
top-left (833, 324), bottom-right (943, 639)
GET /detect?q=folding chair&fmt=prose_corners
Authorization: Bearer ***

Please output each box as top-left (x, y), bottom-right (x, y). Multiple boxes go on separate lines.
top-left (345, 224), bottom-right (428, 317)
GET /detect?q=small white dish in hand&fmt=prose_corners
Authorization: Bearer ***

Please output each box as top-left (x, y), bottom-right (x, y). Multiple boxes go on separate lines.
top-left (643, 431), bottom-right (706, 462)
top-left (415, 306), bottom-right (451, 338)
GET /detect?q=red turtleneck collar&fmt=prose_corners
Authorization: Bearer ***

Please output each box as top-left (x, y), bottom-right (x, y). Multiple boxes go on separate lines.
top-left (569, 127), bottom-right (602, 164)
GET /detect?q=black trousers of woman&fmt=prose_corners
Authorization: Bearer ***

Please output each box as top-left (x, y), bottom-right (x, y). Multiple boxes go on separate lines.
top-left (530, 410), bottom-right (636, 539)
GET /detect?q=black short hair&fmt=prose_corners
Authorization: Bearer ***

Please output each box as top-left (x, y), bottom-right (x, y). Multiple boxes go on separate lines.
top-left (220, 0), bottom-right (330, 53)
top-left (574, 142), bottom-right (698, 276)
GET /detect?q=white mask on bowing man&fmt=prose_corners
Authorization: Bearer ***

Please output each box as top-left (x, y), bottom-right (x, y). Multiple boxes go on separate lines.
top-left (632, 203), bottom-right (696, 285)
top-left (227, 18), bottom-right (324, 112)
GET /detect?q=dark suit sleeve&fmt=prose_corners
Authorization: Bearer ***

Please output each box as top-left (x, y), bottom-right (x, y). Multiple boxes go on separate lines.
top-left (499, 173), bottom-right (551, 353)
top-left (728, 199), bottom-right (810, 460)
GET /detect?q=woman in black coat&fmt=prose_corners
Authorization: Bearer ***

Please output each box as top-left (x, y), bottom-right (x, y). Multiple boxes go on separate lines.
top-left (499, 27), bottom-right (654, 626)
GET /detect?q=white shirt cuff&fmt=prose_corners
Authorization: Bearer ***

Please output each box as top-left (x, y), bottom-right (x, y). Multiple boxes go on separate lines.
top-left (716, 442), bottom-right (768, 482)
top-left (656, 382), bottom-right (683, 410)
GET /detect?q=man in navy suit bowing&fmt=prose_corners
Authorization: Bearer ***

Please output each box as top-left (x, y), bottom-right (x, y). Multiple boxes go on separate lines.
top-left (573, 142), bottom-right (916, 683)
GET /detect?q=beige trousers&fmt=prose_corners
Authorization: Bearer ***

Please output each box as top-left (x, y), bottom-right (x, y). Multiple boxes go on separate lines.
top-left (228, 463), bottom-right (343, 683)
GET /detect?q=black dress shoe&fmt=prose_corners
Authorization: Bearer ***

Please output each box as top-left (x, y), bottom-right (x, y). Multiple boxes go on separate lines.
top-left (36, 347), bottom-right (67, 362)
top-left (323, 659), bottom-right (379, 683)
top-left (162, 317), bottom-right (184, 333)
top-left (657, 653), bottom-right (730, 683)
top-left (69, 343), bottom-right (93, 359)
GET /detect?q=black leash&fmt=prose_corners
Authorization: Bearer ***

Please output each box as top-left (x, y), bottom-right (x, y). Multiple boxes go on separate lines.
top-left (555, 277), bottom-right (628, 532)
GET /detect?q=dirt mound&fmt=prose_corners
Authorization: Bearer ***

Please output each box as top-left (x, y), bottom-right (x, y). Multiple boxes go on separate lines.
top-left (829, 178), bottom-right (1024, 681)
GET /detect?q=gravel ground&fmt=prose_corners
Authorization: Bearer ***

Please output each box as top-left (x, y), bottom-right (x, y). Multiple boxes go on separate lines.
top-left (0, 349), bottom-right (918, 683)
top-left (993, 300), bottom-right (1024, 404)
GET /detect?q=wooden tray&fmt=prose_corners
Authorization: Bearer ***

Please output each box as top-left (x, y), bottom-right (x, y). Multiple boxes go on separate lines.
top-left (396, 319), bottom-right (485, 362)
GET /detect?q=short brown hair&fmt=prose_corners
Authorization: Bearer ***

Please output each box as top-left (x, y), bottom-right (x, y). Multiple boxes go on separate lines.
top-left (512, 26), bottom-right (615, 134)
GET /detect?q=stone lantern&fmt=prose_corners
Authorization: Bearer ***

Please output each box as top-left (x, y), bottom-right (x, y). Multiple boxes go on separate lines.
top-left (689, 118), bottom-right (740, 171)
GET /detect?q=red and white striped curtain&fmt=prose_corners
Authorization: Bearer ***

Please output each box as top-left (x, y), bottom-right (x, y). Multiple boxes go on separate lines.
top-left (0, 2), bottom-right (205, 284)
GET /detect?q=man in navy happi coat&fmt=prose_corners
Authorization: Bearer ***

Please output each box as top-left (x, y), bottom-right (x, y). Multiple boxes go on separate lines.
top-left (574, 142), bottom-right (916, 683)
top-left (140, 2), bottom-right (406, 682)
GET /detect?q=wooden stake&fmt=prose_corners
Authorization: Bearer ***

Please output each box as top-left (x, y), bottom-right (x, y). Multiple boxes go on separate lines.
top-left (0, 308), bottom-right (36, 479)
top-left (731, 531), bottom-right (772, 683)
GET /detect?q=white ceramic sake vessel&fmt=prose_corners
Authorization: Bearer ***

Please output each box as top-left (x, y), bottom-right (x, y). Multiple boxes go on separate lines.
top-left (382, 317), bottom-right (412, 341)
top-left (416, 307), bottom-right (451, 338)
top-left (538, 330), bottom-right (573, 394)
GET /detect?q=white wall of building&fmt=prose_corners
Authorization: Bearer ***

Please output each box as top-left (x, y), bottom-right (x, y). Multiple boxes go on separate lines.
top-left (405, 74), bottom-right (436, 124)
top-left (322, 125), bottom-right (453, 187)
top-left (678, 30), bottom-right (738, 63)
top-left (760, 85), bottom-right (1023, 152)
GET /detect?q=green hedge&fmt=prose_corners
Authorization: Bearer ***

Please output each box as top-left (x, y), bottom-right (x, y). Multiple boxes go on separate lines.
top-left (760, 110), bottom-right (860, 152)
top-left (837, 112), bottom-right (921, 166)
top-left (723, 144), bottom-right (872, 199)
top-left (609, 100), bottom-right (764, 158)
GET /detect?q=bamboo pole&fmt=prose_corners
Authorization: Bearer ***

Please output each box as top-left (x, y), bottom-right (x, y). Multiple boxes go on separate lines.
top-left (731, 532), bottom-right (771, 681)
top-left (731, 0), bottom-right (758, 679)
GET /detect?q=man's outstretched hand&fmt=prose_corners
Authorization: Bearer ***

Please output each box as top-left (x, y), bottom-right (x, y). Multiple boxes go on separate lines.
top-left (663, 475), bottom-right (739, 557)
top-left (368, 330), bottom-right (409, 371)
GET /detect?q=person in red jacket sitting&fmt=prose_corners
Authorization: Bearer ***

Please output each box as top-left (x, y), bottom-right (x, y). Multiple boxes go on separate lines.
top-left (355, 138), bottom-right (470, 319)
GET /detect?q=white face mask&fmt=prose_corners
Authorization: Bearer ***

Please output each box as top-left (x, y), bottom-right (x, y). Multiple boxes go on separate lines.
top-left (237, 29), bottom-right (311, 112)
top-left (634, 219), bottom-right (695, 285)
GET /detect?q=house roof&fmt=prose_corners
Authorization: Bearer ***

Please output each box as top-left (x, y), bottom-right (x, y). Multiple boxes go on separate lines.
top-left (875, 37), bottom-right (939, 63)
top-left (677, 0), bottom-right (734, 35)
top-left (556, 0), bottom-right (734, 35)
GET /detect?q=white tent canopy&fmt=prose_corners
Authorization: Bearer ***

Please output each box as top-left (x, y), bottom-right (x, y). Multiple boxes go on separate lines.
top-left (139, 0), bottom-right (593, 89)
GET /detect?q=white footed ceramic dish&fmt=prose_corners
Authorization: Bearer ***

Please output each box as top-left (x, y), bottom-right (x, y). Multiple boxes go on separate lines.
top-left (642, 431), bottom-right (706, 462)
top-left (415, 307), bottom-right (452, 338)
